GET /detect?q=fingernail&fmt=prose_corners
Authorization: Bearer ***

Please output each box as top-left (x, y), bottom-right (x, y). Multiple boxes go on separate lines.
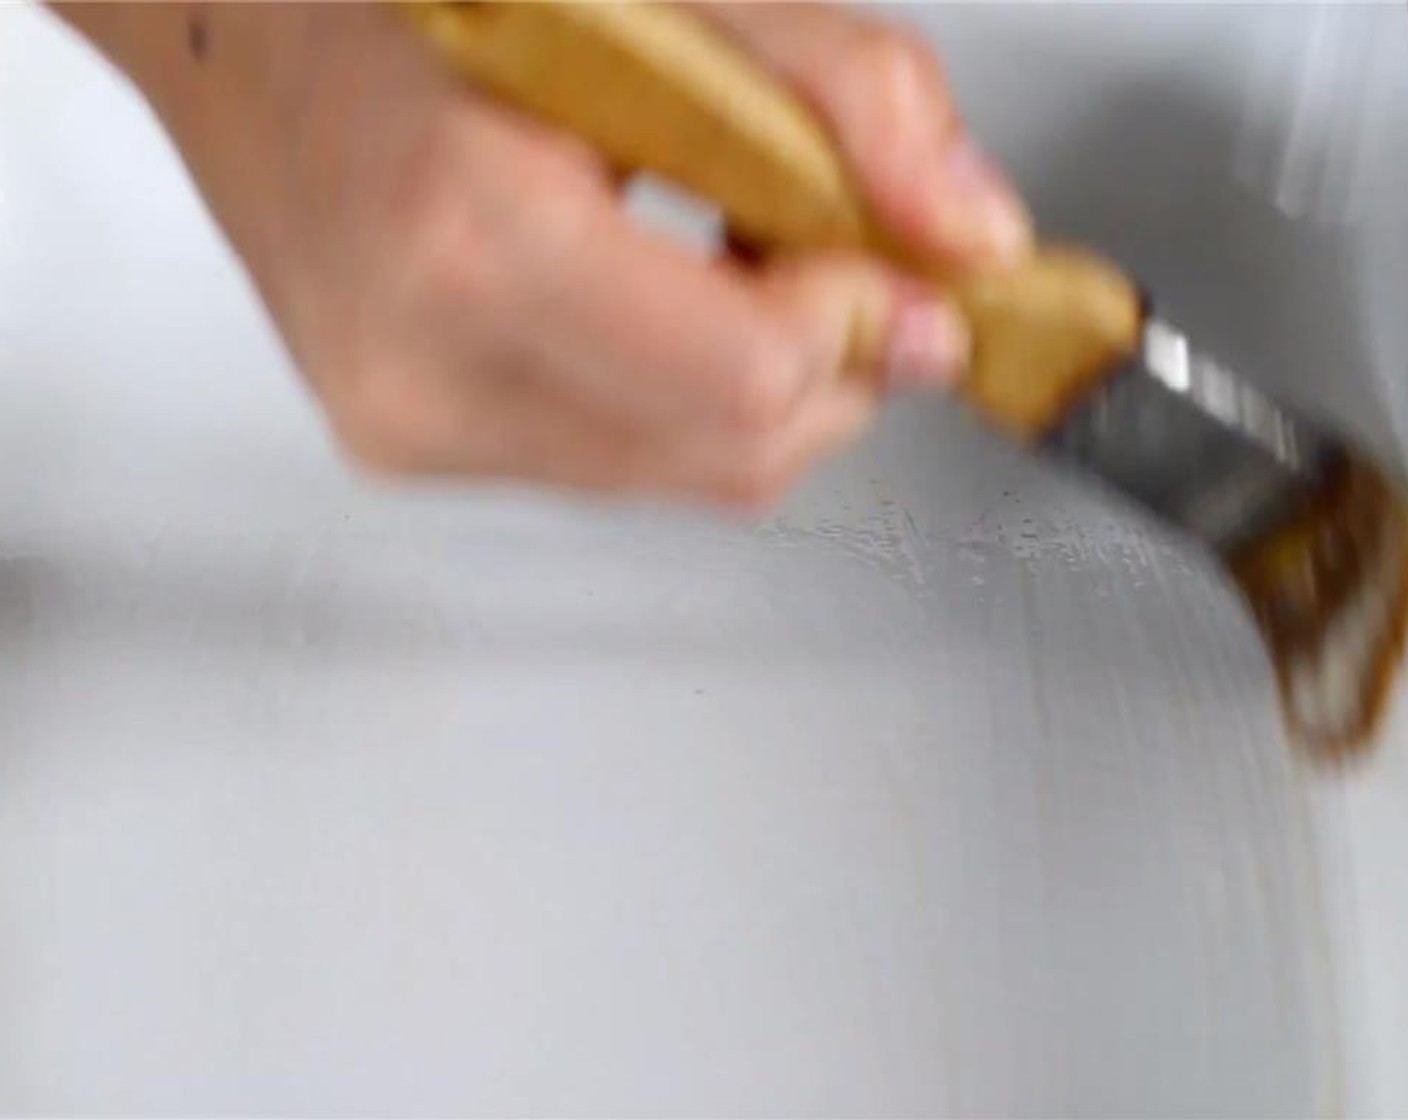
top-left (882, 297), bottom-right (969, 390)
top-left (936, 139), bottom-right (1032, 262)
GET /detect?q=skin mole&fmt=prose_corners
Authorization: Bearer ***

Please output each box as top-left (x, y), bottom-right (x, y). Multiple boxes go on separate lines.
top-left (187, 6), bottom-right (208, 62)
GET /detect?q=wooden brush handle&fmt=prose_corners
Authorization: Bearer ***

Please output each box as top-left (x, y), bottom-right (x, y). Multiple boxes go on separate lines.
top-left (405, 1), bottom-right (1142, 440)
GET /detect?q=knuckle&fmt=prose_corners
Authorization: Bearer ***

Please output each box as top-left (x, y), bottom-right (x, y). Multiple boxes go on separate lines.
top-left (412, 211), bottom-right (505, 314)
top-left (334, 414), bottom-right (417, 477)
top-left (383, 117), bottom-right (469, 246)
top-left (510, 150), bottom-right (603, 276)
top-left (387, 121), bottom-right (603, 307)
top-left (338, 433), bottom-right (414, 478)
top-left (719, 338), bottom-right (801, 434)
top-left (839, 28), bottom-right (943, 119)
top-left (325, 362), bottom-right (438, 476)
top-left (722, 472), bottom-right (788, 515)
top-left (414, 212), bottom-right (504, 309)
top-left (384, 120), bottom-right (508, 305)
top-left (857, 27), bottom-right (934, 87)
top-left (716, 444), bottom-right (789, 513)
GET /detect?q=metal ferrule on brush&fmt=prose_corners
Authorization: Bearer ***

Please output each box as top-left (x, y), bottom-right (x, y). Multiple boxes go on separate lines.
top-left (1043, 308), bottom-right (1345, 556)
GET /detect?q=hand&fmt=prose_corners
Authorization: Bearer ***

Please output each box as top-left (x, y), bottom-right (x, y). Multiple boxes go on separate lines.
top-left (57, 2), bottom-right (1031, 509)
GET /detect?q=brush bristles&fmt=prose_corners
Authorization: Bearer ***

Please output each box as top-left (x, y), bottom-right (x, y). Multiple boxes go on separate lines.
top-left (1230, 457), bottom-right (1408, 760)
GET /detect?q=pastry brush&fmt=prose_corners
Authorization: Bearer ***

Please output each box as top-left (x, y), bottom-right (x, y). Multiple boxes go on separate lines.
top-left (403, 1), bottom-right (1408, 760)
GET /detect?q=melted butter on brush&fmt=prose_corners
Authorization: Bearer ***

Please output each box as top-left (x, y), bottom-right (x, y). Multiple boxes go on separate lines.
top-left (1230, 457), bottom-right (1408, 759)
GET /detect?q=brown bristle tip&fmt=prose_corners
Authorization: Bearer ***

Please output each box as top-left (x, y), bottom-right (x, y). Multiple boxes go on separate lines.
top-left (1230, 453), bottom-right (1408, 764)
